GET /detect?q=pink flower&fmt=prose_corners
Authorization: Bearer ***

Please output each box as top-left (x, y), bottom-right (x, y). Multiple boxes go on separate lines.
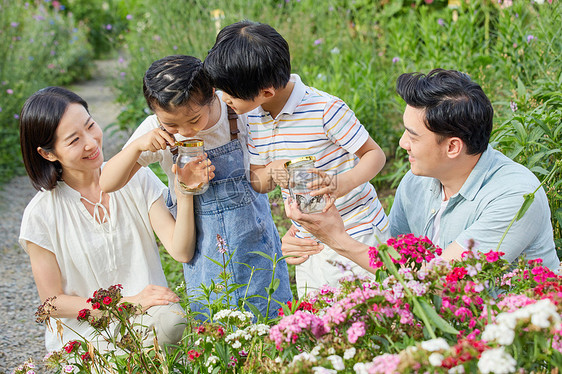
top-left (484, 250), bottom-right (503, 263)
top-left (347, 321), bottom-right (366, 343)
top-left (216, 234), bottom-right (228, 254)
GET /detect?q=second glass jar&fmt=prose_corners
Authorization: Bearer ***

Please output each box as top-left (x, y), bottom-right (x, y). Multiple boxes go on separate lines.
top-left (285, 156), bottom-right (326, 214)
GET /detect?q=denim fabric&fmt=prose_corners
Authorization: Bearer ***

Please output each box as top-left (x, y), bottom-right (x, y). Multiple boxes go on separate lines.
top-left (179, 140), bottom-right (292, 319)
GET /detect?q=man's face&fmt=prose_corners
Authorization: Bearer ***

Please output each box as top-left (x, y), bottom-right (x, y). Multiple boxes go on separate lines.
top-left (399, 105), bottom-right (448, 178)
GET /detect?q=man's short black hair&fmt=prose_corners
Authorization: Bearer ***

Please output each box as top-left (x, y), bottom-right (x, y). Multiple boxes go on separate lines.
top-left (204, 20), bottom-right (291, 100)
top-left (396, 69), bottom-right (493, 155)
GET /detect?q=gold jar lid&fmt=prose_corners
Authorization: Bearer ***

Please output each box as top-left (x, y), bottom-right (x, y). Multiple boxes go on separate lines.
top-left (284, 156), bottom-right (316, 169)
top-left (175, 138), bottom-right (204, 147)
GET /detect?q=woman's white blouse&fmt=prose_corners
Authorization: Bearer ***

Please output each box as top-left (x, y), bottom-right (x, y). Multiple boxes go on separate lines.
top-left (19, 166), bottom-right (168, 351)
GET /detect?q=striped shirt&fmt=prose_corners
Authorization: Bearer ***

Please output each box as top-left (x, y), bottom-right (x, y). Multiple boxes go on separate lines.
top-left (247, 74), bottom-right (389, 238)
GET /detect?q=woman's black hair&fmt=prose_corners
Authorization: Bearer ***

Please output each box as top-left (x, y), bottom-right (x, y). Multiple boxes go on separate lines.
top-left (19, 87), bottom-right (89, 191)
top-left (143, 55), bottom-right (214, 112)
top-left (396, 69), bottom-right (493, 155)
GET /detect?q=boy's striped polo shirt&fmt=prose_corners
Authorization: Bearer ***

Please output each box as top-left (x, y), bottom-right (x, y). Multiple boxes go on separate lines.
top-left (247, 74), bottom-right (389, 238)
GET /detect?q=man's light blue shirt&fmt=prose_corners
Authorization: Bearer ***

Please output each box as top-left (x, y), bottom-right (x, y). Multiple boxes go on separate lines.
top-left (389, 145), bottom-right (559, 271)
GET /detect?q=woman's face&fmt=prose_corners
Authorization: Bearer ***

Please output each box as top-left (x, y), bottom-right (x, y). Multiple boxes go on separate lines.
top-left (42, 103), bottom-right (104, 173)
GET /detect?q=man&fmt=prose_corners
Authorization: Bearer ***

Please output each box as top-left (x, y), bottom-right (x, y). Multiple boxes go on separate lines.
top-left (284, 69), bottom-right (559, 271)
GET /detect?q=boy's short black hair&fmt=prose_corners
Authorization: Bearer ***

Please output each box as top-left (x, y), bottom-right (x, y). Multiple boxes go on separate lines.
top-left (143, 55), bottom-right (214, 112)
top-left (204, 20), bottom-right (291, 100)
top-left (396, 69), bottom-right (493, 155)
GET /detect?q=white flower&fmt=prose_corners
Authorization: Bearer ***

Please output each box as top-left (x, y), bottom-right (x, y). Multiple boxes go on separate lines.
top-left (477, 347), bottom-right (516, 374)
top-left (330, 47), bottom-right (340, 54)
top-left (482, 323), bottom-right (515, 345)
top-left (327, 355), bottom-right (345, 370)
top-left (327, 347), bottom-right (336, 355)
top-left (291, 352), bottom-right (317, 365)
top-left (448, 365), bottom-right (465, 373)
top-left (63, 365), bottom-right (78, 373)
top-left (428, 353), bottom-right (444, 367)
top-left (344, 347), bottom-right (356, 360)
top-left (206, 355), bottom-right (219, 366)
top-left (420, 337), bottom-right (449, 352)
top-left (232, 340), bottom-right (241, 349)
top-left (529, 299), bottom-right (560, 328)
top-left (313, 367), bottom-right (337, 374)
top-left (311, 344), bottom-right (323, 356)
top-left (353, 362), bottom-right (370, 374)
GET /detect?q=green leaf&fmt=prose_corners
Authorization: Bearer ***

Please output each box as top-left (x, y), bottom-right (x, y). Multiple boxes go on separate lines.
top-left (204, 256), bottom-right (224, 268)
top-left (515, 193), bottom-right (535, 221)
top-left (245, 301), bottom-right (262, 319)
top-left (249, 250), bottom-right (273, 262)
top-left (555, 207), bottom-right (562, 228)
top-left (387, 246), bottom-right (402, 262)
top-left (267, 278), bottom-right (280, 295)
top-left (418, 298), bottom-right (459, 335)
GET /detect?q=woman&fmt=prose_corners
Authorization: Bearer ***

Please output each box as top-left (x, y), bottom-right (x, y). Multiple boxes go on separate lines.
top-left (18, 87), bottom-right (195, 353)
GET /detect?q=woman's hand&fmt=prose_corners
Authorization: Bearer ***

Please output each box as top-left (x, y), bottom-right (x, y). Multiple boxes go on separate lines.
top-left (281, 225), bottom-right (324, 265)
top-left (124, 285), bottom-right (180, 312)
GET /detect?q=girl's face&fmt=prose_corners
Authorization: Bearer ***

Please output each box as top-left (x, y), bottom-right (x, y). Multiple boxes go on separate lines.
top-left (40, 103), bottom-right (104, 173)
top-left (154, 98), bottom-right (219, 138)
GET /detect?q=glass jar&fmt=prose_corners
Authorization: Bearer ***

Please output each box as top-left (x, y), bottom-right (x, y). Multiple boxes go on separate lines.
top-left (175, 138), bottom-right (209, 195)
top-left (285, 156), bottom-right (326, 214)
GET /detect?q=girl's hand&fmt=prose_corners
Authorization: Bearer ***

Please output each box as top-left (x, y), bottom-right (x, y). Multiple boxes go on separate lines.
top-left (172, 155), bottom-right (215, 194)
top-left (125, 285), bottom-right (180, 312)
top-left (134, 128), bottom-right (176, 153)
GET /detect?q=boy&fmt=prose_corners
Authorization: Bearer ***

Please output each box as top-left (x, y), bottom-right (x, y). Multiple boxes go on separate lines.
top-left (204, 20), bottom-right (390, 297)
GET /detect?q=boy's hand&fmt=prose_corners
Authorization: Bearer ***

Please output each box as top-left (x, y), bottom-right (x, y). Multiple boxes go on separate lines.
top-left (133, 128), bottom-right (176, 153)
top-left (307, 169), bottom-right (344, 211)
top-left (268, 159), bottom-right (290, 188)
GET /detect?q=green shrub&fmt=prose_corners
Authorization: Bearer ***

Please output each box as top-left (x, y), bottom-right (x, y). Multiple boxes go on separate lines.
top-left (0, 0), bottom-right (94, 184)
top-left (112, 0), bottom-right (561, 248)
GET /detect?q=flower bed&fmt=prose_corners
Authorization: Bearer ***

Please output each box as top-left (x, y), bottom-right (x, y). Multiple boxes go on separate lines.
top-left (14, 234), bottom-right (562, 373)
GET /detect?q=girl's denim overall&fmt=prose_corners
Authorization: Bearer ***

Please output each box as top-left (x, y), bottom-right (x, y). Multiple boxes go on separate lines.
top-left (174, 140), bottom-right (293, 319)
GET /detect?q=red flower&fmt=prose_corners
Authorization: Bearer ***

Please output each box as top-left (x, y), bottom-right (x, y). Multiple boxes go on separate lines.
top-left (77, 308), bottom-right (90, 321)
top-left (187, 349), bottom-right (201, 361)
top-left (195, 325), bottom-right (206, 334)
top-left (446, 267), bottom-right (468, 283)
top-left (217, 326), bottom-right (225, 337)
top-left (484, 250), bottom-right (502, 263)
top-left (92, 302), bottom-right (101, 310)
top-left (103, 296), bottom-right (112, 305)
top-left (64, 340), bottom-right (79, 353)
top-left (81, 352), bottom-right (91, 362)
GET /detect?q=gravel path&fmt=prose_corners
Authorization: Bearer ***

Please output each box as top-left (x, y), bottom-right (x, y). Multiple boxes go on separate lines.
top-left (0, 60), bottom-right (126, 373)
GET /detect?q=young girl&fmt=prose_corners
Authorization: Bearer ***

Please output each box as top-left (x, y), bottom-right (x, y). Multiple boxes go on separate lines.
top-left (100, 55), bottom-right (292, 318)
top-left (19, 87), bottom-right (194, 352)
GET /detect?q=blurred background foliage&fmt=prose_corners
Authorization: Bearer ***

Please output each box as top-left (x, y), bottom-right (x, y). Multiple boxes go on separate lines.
top-left (1, 0), bottom-right (560, 253)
